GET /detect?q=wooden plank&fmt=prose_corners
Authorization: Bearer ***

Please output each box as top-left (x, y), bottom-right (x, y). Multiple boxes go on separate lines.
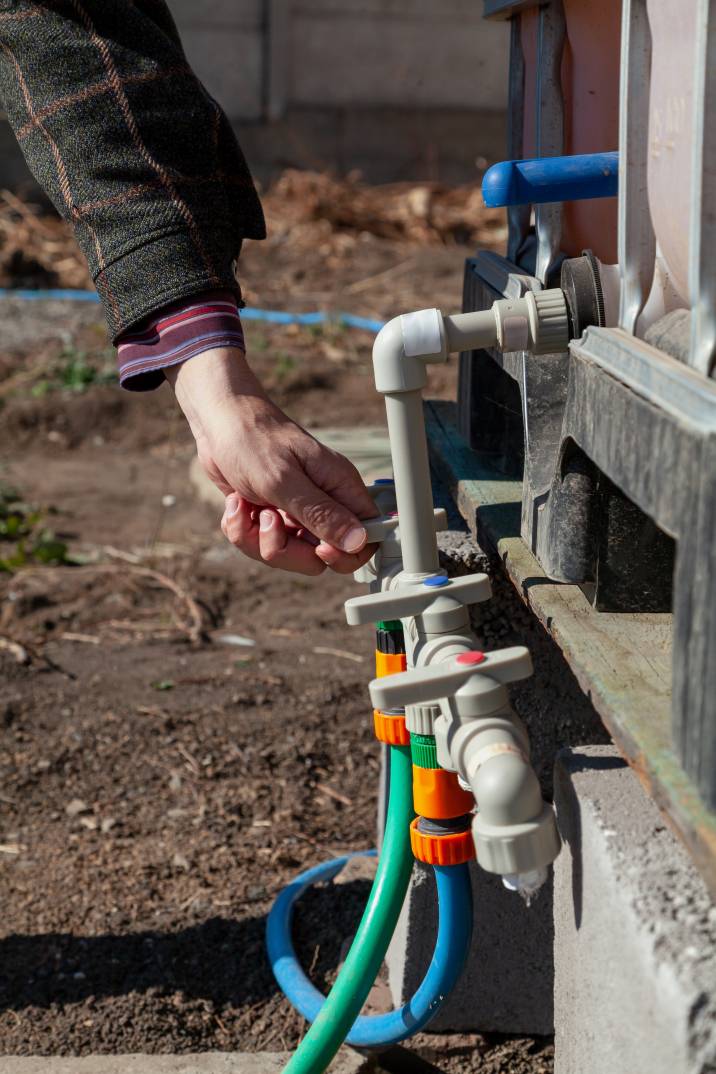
top-left (426, 398), bottom-right (716, 895)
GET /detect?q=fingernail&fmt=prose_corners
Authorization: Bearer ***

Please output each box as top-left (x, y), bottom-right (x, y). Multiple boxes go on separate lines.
top-left (340, 525), bottom-right (366, 553)
top-left (259, 510), bottom-right (274, 532)
top-left (226, 494), bottom-right (240, 517)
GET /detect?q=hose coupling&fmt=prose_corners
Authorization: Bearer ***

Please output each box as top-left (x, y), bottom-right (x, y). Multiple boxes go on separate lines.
top-left (410, 815), bottom-right (474, 866)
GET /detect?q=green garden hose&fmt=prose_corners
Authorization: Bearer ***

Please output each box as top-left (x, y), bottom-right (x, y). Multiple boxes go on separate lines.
top-left (282, 742), bottom-right (414, 1074)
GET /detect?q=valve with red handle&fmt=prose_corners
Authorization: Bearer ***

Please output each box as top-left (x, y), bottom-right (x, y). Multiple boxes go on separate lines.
top-left (369, 647), bottom-right (561, 901)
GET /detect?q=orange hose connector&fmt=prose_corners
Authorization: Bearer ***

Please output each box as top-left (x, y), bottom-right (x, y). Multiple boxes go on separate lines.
top-left (412, 766), bottom-right (474, 819)
top-left (373, 709), bottom-right (410, 746)
top-left (375, 650), bottom-right (407, 678)
top-left (409, 818), bottom-right (474, 866)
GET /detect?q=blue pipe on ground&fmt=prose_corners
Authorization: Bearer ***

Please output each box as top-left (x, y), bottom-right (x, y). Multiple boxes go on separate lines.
top-left (0, 289), bottom-right (385, 334)
top-left (266, 852), bottom-right (473, 1048)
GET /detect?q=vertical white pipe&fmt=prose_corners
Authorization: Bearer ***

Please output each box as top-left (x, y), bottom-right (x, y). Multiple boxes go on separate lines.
top-left (383, 391), bottom-right (439, 575)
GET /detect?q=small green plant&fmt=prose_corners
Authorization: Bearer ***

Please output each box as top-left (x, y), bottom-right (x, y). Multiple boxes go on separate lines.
top-left (273, 351), bottom-right (296, 380)
top-left (58, 345), bottom-right (115, 393)
top-left (0, 482), bottom-right (69, 572)
top-left (29, 345), bottom-right (116, 398)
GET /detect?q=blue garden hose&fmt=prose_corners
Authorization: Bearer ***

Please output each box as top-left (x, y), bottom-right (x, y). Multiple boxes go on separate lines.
top-left (267, 852), bottom-right (473, 1047)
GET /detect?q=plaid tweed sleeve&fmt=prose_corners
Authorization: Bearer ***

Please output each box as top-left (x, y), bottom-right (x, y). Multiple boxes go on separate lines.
top-left (0, 0), bottom-right (266, 340)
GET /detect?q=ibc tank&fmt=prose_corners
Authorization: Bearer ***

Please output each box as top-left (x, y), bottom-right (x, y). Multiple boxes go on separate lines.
top-left (519, 0), bottom-right (622, 264)
top-left (646, 0), bottom-right (697, 306)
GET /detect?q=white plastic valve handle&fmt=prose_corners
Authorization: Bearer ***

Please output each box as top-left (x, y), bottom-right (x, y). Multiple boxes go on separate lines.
top-left (345, 572), bottom-right (492, 626)
top-left (362, 508), bottom-right (448, 545)
top-left (368, 646), bottom-right (533, 709)
top-left (362, 516), bottom-right (400, 543)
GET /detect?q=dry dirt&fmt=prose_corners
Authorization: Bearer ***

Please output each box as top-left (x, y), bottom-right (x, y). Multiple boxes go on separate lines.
top-left (0, 184), bottom-right (583, 1072)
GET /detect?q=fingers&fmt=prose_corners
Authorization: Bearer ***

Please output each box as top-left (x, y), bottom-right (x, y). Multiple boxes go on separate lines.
top-left (314, 539), bottom-right (378, 575)
top-left (302, 443), bottom-right (380, 521)
top-left (221, 495), bottom-right (326, 576)
top-left (257, 508), bottom-right (326, 575)
top-left (275, 469), bottom-right (370, 555)
top-left (220, 494), bottom-right (373, 577)
top-left (221, 494), bottom-right (259, 557)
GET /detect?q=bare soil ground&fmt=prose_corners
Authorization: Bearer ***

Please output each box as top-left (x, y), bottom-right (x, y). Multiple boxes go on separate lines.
top-left (0, 179), bottom-right (596, 1071)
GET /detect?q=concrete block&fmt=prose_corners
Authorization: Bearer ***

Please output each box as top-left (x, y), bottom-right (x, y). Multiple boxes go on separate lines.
top-left (1, 1048), bottom-right (370, 1074)
top-left (554, 746), bottom-right (716, 1074)
top-left (387, 855), bottom-right (554, 1033)
top-left (384, 688), bottom-right (555, 1036)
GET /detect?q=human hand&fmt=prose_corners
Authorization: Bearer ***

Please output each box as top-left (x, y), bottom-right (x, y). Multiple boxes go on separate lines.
top-left (167, 347), bottom-right (379, 576)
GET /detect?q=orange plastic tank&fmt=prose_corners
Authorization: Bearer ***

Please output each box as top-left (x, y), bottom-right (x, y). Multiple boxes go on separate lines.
top-left (520, 0), bottom-right (621, 264)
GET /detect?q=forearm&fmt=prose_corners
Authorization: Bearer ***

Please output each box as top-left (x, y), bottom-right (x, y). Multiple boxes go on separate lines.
top-left (0, 1), bottom-right (265, 340)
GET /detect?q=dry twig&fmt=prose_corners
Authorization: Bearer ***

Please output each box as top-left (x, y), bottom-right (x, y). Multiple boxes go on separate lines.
top-left (312, 645), bottom-right (363, 663)
top-left (315, 783), bottom-right (352, 807)
top-left (0, 634), bottom-right (30, 665)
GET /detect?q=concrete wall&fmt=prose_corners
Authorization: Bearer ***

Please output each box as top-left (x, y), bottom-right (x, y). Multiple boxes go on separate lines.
top-left (168, 0), bottom-right (265, 121)
top-left (167, 0), bottom-right (510, 181)
top-left (286, 1), bottom-right (508, 112)
top-left (0, 3), bottom-right (508, 188)
top-left (167, 1), bottom-right (509, 120)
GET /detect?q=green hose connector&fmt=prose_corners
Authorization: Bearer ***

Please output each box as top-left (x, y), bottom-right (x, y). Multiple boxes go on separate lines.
top-left (410, 732), bottom-right (438, 769)
top-left (283, 743), bottom-right (415, 1074)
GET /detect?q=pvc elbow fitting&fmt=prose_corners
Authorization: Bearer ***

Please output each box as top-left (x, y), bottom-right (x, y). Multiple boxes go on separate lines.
top-left (372, 310), bottom-right (447, 394)
top-left (371, 289), bottom-right (569, 397)
top-left (471, 751), bottom-right (543, 827)
top-left (439, 712), bottom-right (561, 879)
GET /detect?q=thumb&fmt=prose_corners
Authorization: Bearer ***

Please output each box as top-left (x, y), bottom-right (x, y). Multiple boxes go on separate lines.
top-left (280, 471), bottom-right (368, 552)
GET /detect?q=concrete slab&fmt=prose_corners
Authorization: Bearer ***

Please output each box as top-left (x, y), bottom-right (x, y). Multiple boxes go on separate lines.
top-left (553, 746), bottom-right (716, 1074)
top-left (387, 855), bottom-right (554, 1034)
top-left (1, 1047), bottom-right (373, 1074)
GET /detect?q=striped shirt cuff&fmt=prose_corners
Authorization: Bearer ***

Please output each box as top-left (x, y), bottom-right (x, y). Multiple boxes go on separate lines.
top-left (116, 290), bottom-right (245, 391)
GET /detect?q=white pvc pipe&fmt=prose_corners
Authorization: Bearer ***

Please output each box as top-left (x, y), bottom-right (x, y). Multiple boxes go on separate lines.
top-left (383, 391), bottom-right (440, 575)
top-left (443, 310), bottom-right (499, 353)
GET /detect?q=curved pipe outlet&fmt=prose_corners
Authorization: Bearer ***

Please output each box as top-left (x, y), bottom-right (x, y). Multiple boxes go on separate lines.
top-left (471, 751), bottom-right (544, 827)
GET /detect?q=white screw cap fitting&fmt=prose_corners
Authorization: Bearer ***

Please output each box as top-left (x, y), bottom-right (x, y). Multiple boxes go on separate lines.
top-left (472, 801), bottom-right (561, 877)
top-left (493, 288), bottom-right (569, 356)
top-left (527, 290), bottom-right (570, 354)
